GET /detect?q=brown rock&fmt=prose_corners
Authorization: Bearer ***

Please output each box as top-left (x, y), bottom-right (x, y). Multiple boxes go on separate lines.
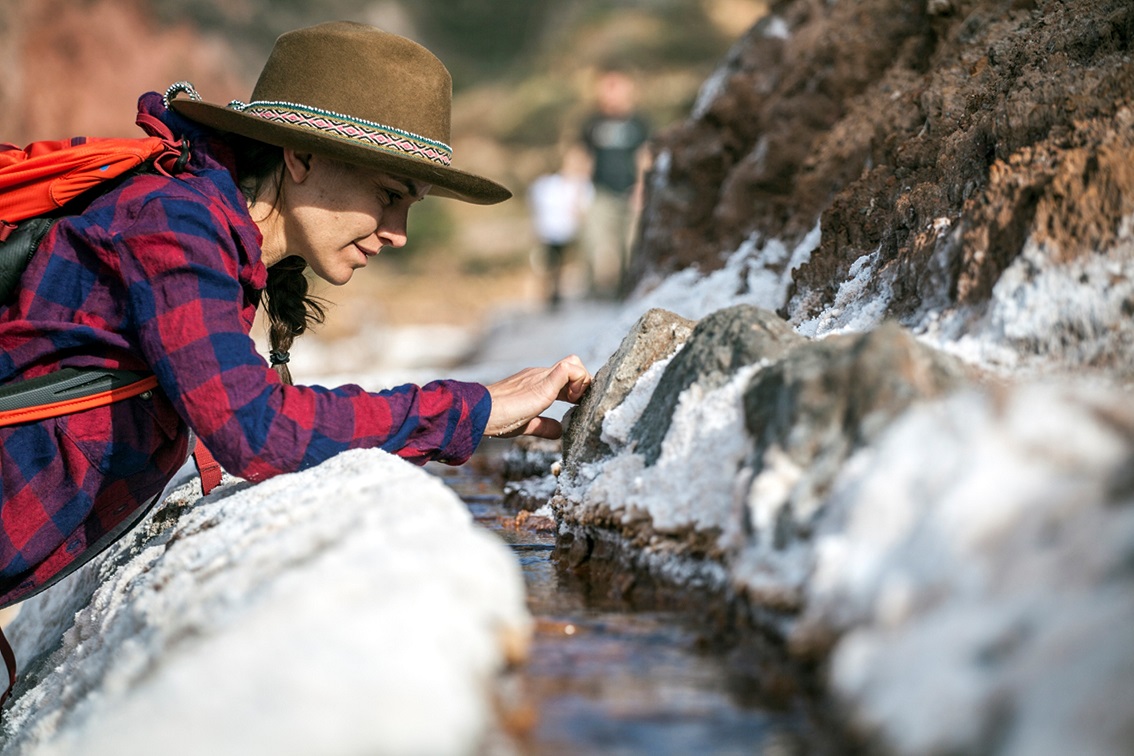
top-left (634, 0), bottom-right (1134, 338)
top-left (562, 308), bottom-right (695, 468)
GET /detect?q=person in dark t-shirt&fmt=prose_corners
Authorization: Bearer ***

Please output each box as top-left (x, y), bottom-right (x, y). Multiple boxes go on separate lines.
top-left (579, 68), bottom-right (650, 299)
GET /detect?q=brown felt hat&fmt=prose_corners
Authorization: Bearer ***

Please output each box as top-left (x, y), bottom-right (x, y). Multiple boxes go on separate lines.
top-left (168, 21), bottom-right (510, 205)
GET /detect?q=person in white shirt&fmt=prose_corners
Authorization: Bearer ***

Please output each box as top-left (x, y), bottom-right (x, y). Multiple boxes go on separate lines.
top-left (527, 145), bottom-right (595, 307)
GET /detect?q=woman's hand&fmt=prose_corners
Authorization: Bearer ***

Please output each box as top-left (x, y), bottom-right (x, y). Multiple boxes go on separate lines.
top-left (484, 355), bottom-right (592, 439)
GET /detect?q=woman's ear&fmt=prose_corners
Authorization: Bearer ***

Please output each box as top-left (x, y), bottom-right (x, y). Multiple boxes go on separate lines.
top-left (282, 149), bottom-right (314, 183)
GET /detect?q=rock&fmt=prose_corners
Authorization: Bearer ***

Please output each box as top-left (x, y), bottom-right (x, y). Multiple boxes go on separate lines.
top-left (742, 321), bottom-right (972, 542)
top-left (499, 436), bottom-right (563, 481)
top-left (562, 308), bottom-right (694, 467)
top-left (630, 305), bottom-right (802, 466)
top-left (634, 0), bottom-right (1134, 373)
top-left (554, 319), bottom-right (978, 634)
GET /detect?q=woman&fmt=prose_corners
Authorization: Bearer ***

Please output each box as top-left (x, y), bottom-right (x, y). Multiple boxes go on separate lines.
top-left (0, 22), bottom-right (591, 607)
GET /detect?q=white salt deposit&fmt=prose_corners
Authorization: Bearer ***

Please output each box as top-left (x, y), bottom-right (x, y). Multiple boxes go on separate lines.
top-left (764, 15), bottom-right (791, 39)
top-left (794, 247), bottom-right (893, 338)
top-left (3, 450), bottom-right (530, 756)
top-left (588, 223), bottom-right (818, 367)
top-left (811, 381), bottom-right (1134, 755)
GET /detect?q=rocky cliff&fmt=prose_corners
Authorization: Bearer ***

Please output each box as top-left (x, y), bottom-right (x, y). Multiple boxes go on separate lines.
top-left (635, 0), bottom-right (1133, 376)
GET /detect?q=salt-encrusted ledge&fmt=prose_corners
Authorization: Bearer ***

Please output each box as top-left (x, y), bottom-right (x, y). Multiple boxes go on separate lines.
top-left (1, 448), bottom-right (530, 756)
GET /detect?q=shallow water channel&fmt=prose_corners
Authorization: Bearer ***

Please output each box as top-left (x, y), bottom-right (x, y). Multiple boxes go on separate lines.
top-left (429, 451), bottom-right (843, 755)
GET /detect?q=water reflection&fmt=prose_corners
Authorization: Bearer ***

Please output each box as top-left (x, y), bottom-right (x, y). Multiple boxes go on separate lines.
top-left (431, 458), bottom-right (840, 755)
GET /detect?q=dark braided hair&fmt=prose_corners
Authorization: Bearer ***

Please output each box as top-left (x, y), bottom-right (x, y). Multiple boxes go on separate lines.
top-left (230, 136), bottom-right (326, 385)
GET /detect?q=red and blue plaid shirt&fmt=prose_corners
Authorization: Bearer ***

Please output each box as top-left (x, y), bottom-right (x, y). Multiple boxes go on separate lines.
top-left (0, 93), bottom-right (490, 603)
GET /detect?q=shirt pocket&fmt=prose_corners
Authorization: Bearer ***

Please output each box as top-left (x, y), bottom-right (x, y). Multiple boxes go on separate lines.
top-left (61, 393), bottom-right (183, 477)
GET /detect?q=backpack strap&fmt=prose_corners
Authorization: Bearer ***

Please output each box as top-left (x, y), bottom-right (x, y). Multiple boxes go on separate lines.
top-left (0, 625), bottom-right (14, 711)
top-left (193, 443), bottom-right (223, 495)
top-left (135, 112), bottom-right (190, 177)
top-left (0, 369), bottom-right (226, 496)
top-left (0, 369), bottom-right (159, 427)
top-left (0, 630), bottom-right (14, 713)
top-left (0, 217), bottom-right (56, 305)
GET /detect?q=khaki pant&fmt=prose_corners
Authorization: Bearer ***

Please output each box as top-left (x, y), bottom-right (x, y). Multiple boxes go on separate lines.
top-left (582, 188), bottom-right (634, 299)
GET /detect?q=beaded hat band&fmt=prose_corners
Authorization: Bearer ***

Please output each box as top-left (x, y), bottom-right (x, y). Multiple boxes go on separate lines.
top-left (229, 100), bottom-right (454, 167)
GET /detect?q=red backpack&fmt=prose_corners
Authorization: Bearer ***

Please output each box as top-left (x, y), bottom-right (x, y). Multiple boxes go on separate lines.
top-left (0, 111), bottom-right (187, 239)
top-left (0, 113), bottom-right (223, 711)
top-left (0, 111), bottom-right (189, 306)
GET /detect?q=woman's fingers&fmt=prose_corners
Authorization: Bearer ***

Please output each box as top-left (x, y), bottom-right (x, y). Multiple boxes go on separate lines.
top-left (498, 415), bottom-right (563, 440)
top-left (485, 355), bottom-right (592, 439)
top-left (554, 355), bottom-right (592, 403)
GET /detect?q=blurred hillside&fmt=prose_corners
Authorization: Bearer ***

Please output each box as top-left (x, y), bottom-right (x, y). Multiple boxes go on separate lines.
top-left (0, 0), bottom-right (767, 330)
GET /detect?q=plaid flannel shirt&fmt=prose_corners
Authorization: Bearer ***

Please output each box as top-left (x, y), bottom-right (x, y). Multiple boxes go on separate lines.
top-left (0, 92), bottom-right (491, 603)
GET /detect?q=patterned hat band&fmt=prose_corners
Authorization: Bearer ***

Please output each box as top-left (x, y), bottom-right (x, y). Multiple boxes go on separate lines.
top-left (163, 81), bottom-right (453, 169)
top-left (226, 99), bottom-right (454, 167)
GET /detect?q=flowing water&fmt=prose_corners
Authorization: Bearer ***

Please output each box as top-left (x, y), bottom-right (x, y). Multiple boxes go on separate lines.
top-left (429, 452), bottom-right (844, 755)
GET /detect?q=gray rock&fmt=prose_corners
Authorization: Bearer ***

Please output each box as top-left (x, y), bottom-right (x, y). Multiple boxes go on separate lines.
top-left (743, 321), bottom-right (971, 541)
top-left (631, 305), bottom-right (803, 466)
top-left (562, 308), bottom-right (695, 467)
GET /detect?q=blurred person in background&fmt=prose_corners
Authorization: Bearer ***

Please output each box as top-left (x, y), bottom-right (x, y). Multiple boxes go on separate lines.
top-left (0, 22), bottom-right (591, 609)
top-left (579, 67), bottom-right (651, 300)
top-left (526, 144), bottom-right (594, 308)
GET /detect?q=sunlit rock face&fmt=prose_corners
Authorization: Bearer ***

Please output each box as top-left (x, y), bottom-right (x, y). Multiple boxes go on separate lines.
top-left (635, 0), bottom-right (1134, 376)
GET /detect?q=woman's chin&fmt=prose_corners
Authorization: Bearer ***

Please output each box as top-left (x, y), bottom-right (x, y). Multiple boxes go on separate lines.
top-left (312, 267), bottom-right (354, 286)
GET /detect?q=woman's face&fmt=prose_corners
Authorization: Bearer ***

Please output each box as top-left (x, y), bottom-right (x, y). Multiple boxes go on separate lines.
top-left (280, 152), bottom-right (431, 285)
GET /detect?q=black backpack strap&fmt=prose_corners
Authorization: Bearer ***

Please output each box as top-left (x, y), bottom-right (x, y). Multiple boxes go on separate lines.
top-left (0, 217), bottom-right (57, 307)
top-left (0, 625), bottom-right (14, 711)
top-left (0, 367), bottom-right (151, 413)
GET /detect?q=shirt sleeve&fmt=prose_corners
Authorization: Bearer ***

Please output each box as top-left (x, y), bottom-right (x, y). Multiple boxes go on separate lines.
top-left (113, 189), bottom-right (490, 479)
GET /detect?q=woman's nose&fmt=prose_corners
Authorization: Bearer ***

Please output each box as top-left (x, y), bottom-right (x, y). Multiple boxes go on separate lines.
top-left (376, 208), bottom-right (409, 248)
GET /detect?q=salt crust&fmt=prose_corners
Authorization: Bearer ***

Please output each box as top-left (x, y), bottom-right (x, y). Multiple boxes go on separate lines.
top-left (3, 449), bottom-right (530, 756)
top-left (535, 219), bottom-right (1134, 754)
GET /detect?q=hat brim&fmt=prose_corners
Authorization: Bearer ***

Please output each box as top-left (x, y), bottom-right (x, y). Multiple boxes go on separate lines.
top-left (171, 100), bottom-right (511, 205)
